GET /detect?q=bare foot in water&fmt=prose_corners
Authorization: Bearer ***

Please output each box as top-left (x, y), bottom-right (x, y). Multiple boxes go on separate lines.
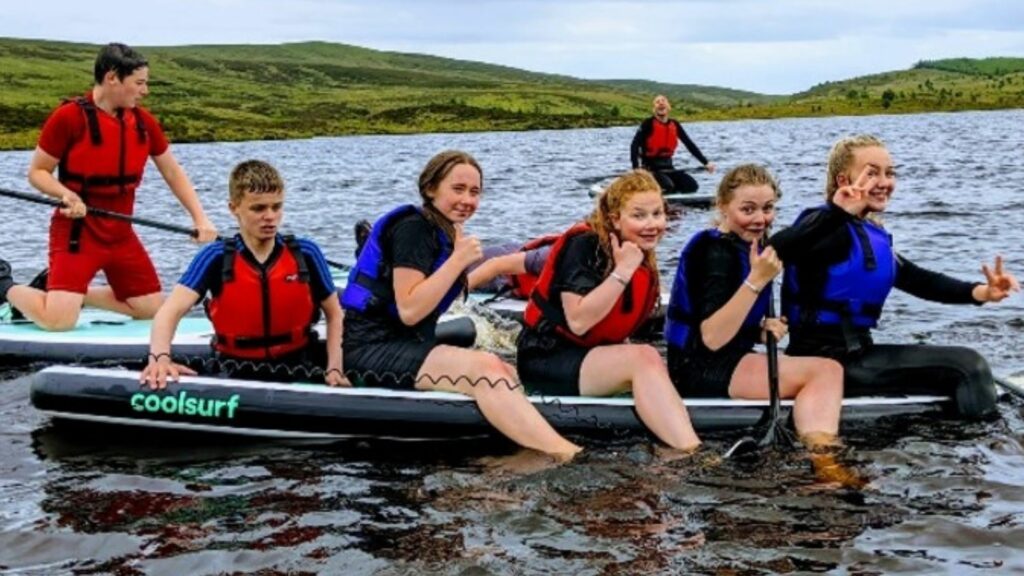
top-left (478, 447), bottom-right (575, 476)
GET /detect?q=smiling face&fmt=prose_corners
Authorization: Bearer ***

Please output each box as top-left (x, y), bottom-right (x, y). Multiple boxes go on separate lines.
top-left (231, 189), bottom-right (284, 243)
top-left (718, 184), bottom-right (777, 243)
top-left (611, 190), bottom-right (667, 250)
top-left (652, 95), bottom-right (671, 120)
top-left (425, 162), bottom-right (481, 224)
top-left (838, 145), bottom-right (896, 214)
top-left (106, 66), bottom-right (149, 109)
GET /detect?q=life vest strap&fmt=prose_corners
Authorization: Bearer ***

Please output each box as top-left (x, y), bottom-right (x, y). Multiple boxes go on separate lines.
top-left (281, 235), bottom-right (310, 283)
top-left (214, 330), bottom-right (310, 350)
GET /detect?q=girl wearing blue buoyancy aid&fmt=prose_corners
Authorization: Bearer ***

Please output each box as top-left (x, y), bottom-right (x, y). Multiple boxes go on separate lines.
top-left (772, 135), bottom-right (1019, 420)
top-left (342, 150), bottom-right (581, 459)
top-left (666, 165), bottom-right (846, 448)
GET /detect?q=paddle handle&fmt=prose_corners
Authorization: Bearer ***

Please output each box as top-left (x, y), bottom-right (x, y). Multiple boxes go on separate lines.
top-left (765, 288), bottom-right (781, 419)
top-left (0, 187), bottom-right (349, 271)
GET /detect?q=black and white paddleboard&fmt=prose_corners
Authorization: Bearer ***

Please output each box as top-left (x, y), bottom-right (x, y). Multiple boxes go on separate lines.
top-left (30, 365), bottom-right (952, 440)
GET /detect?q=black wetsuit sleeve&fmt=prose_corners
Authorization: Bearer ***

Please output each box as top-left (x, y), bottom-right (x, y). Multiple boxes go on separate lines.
top-left (895, 254), bottom-right (980, 304)
top-left (675, 120), bottom-right (709, 166)
top-left (690, 237), bottom-right (743, 321)
top-left (770, 204), bottom-right (853, 266)
top-left (630, 118), bottom-right (652, 169)
top-left (553, 234), bottom-right (607, 296)
top-left (389, 216), bottom-right (440, 276)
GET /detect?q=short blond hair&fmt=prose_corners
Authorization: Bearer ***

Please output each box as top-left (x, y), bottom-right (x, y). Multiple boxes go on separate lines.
top-left (229, 160), bottom-right (284, 204)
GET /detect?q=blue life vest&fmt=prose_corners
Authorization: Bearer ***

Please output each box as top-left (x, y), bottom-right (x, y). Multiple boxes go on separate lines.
top-left (665, 229), bottom-right (771, 350)
top-left (341, 205), bottom-right (462, 318)
top-left (782, 205), bottom-right (896, 329)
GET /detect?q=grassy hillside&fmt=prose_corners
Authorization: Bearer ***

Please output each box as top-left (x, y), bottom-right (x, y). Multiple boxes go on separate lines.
top-left (0, 38), bottom-right (1022, 150)
top-left (592, 79), bottom-right (781, 109)
top-left (0, 38), bottom-right (679, 149)
top-left (704, 57), bottom-right (1024, 121)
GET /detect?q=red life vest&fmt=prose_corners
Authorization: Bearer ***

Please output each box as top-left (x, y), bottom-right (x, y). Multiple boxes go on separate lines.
top-left (206, 236), bottom-right (318, 360)
top-left (523, 223), bottom-right (659, 347)
top-left (508, 234), bottom-right (559, 298)
top-left (644, 119), bottom-right (678, 159)
top-left (56, 96), bottom-right (150, 251)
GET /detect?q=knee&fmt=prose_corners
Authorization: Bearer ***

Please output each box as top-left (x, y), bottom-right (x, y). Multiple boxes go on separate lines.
top-left (633, 345), bottom-right (665, 366)
top-left (950, 349), bottom-right (997, 420)
top-left (816, 359), bottom-right (844, 394)
top-left (36, 310), bottom-right (79, 332)
top-left (473, 353), bottom-right (520, 394)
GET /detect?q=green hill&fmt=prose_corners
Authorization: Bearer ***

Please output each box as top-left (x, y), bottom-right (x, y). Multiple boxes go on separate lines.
top-left (0, 38), bottom-right (1022, 150)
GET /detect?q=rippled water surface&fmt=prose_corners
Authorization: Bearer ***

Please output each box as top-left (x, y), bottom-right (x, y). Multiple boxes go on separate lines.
top-left (1, 110), bottom-right (1023, 574)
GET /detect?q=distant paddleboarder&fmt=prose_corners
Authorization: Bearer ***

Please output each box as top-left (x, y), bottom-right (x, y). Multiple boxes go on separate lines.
top-left (630, 94), bottom-right (717, 194)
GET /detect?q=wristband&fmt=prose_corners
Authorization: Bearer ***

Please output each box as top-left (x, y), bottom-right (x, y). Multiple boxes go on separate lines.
top-left (325, 368), bottom-right (344, 378)
top-left (609, 271), bottom-right (630, 287)
top-left (743, 280), bottom-right (762, 294)
top-left (148, 352), bottom-right (172, 363)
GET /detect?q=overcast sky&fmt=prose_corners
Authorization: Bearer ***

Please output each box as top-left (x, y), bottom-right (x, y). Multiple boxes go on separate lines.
top-left (4, 1), bottom-right (1024, 94)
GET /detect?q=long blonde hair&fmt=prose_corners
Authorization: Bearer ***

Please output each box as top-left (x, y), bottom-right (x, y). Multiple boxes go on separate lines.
top-left (587, 169), bottom-right (663, 289)
top-left (825, 134), bottom-right (886, 202)
top-left (825, 134), bottom-right (887, 225)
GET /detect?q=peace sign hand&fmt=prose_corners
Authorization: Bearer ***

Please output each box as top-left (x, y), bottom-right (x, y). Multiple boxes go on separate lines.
top-left (976, 255), bottom-right (1020, 303)
top-left (833, 165), bottom-right (878, 216)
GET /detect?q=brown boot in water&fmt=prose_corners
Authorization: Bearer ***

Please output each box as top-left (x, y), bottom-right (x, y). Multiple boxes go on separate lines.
top-left (809, 451), bottom-right (869, 490)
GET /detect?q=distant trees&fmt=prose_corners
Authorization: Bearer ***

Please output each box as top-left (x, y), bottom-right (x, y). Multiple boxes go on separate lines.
top-left (881, 89), bottom-right (896, 109)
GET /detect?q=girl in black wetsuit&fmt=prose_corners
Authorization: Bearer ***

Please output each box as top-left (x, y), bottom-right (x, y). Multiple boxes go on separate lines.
top-left (665, 164), bottom-right (846, 449)
top-left (343, 150), bottom-right (581, 459)
top-left (771, 135), bottom-right (1019, 419)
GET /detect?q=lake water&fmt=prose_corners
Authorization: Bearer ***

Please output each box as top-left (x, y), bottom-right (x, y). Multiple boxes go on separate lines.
top-left (1, 110), bottom-right (1023, 573)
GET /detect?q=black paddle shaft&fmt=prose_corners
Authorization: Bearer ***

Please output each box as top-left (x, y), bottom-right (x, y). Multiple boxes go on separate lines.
top-left (765, 296), bottom-right (781, 419)
top-left (0, 188), bottom-right (348, 271)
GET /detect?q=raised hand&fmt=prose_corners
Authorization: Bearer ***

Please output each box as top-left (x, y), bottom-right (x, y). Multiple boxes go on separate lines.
top-left (747, 242), bottom-right (782, 290)
top-left (832, 165), bottom-right (878, 216)
top-left (610, 233), bottom-right (643, 277)
top-left (452, 223), bottom-right (483, 269)
top-left (976, 255), bottom-right (1020, 303)
top-left (59, 190), bottom-right (87, 219)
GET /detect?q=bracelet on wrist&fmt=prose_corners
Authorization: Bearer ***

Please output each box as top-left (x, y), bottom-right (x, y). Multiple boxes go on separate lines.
top-left (743, 279), bottom-right (762, 294)
top-left (148, 352), bottom-right (172, 363)
top-left (609, 271), bottom-right (630, 287)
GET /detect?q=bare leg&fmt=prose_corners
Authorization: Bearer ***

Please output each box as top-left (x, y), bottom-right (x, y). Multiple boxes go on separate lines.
top-left (416, 345), bottom-right (581, 458)
top-left (579, 344), bottom-right (701, 451)
top-left (729, 353), bottom-right (844, 446)
top-left (6, 286), bottom-right (84, 331)
top-left (84, 288), bottom-right (164, 319)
